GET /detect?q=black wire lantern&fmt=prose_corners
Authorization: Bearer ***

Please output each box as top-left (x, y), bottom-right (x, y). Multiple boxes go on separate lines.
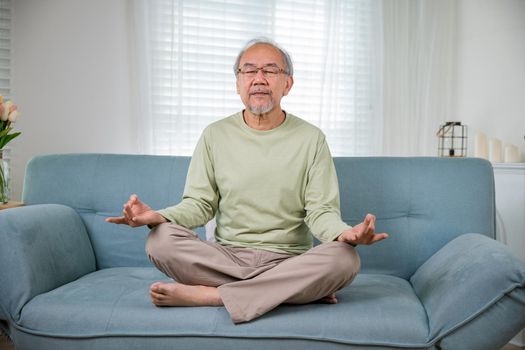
top-left (437, 122), bottom-right (468, 157)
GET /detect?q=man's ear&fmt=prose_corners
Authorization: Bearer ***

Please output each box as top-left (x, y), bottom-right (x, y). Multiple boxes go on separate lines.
top-left (236, 78), bottom-right (241, 94)
top-left (282, 75), bottom-right (294, 96)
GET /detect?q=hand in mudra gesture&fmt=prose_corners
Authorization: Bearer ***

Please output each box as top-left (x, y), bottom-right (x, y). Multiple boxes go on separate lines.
top-left (337, 214), bottom-right (388, 246)
top-left (105, 194), bottom-right (167, 227)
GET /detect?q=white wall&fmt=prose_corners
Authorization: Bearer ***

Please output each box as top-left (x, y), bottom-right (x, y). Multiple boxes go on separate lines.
top-left (8, 0), bottom-right (525, 201)
top-left (10, 0), bottom-right (137, 200)
top-left (455, 0), bottom-right (525, 161)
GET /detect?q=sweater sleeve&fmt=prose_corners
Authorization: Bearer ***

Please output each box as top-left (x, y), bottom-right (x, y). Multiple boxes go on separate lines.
top-left (304, 134), bottom-right (351, 242)
top-left (157, 128), bottom-right (218, 229)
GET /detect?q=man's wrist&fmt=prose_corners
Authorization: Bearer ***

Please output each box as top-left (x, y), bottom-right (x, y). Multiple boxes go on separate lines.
top-left (147, 213), bottom-right (169, 229)
top-left (336, 231), bottom-right (357, 247)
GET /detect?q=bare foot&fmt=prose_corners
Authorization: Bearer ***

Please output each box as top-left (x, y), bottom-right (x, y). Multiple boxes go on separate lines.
top-left (149, 282), bottom-right (223, 307)
top-left (318, 293), bottom-right (338, 304)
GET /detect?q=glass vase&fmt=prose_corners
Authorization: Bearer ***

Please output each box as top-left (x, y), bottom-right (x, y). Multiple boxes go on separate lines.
top-left (0, 148), bottom-right (10, 204)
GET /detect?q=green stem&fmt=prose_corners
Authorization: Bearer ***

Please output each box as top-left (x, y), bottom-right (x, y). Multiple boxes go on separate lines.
top-left (0, 157), bottom-right (7, 203)
top-left (0, 158), bottom-right (7, 203)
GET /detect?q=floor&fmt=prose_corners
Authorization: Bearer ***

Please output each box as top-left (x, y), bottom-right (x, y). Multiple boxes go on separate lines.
top-left (503, 344), bottom-right (523, 350)
top-left (0, 334), bottom-right (13, 350)
top-left (0, 333), bottom-right (523, 350)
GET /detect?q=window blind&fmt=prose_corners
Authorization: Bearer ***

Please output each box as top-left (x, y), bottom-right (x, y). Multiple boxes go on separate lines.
top-left (137, 0), bottom-right (382, 156)
top-left (0, 0), bottom-right (11, 99)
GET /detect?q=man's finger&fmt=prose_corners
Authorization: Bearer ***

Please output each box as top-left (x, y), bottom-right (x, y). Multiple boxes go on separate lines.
top-left (360, 215), bottom-right (373, 235)
top-left (131, 212), bottom-right (147, 225)
top-left (106, 216), bottom-right (127, 224)
top-left (358, 221), bottom-right (369, 234)
top-left (124, 203), bottom-right (135, 221)
top-left (367, 220), bottom-right (375, 235)
top-left (371, 232), bottom-right (389, 243)
top-left (365, 214), bottom-right (377, 235)
top-left (130, 193), bottom-right (139, 205)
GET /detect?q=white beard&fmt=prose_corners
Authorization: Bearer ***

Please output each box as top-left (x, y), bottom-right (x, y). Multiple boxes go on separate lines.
top-left (247, 100), bottom-right (274, 116)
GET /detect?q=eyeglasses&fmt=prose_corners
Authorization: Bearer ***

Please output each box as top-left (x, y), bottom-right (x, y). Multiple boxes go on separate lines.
top-left (237, 65), bottom-right (288, 78)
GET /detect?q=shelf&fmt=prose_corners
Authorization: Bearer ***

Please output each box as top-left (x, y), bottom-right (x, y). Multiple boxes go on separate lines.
top-left (0, 201), bottom-right (24, 210)
top-left (492, 163), bottom-right (525, 170)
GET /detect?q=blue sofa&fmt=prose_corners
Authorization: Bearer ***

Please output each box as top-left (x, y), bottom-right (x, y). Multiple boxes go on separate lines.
top-left (1, 154), bottom-right (524, 350)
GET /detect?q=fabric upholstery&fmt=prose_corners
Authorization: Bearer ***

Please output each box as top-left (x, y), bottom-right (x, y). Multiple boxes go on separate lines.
top-left (334, 157), bottom-right (495, 279)
top-left (0, 153), bottom-right (522, 350)
top-left (22, 155), bottom-right (495, 277)
top-left (411, 233), bottom-right (525, 341)
top-left (435, 288), bottom-right (525, 350)
top-left (0, 204), bottom-right (96, 321)
top-left (22, 154), bottom-right (203, 268)
top-left (16, 268), bottom-right (429, 348)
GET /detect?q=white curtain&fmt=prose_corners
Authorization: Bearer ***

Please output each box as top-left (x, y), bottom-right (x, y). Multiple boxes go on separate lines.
top-left (132, 0), bottom-right (383, 156)
top-left (382, 0), bottom-right (457, 156)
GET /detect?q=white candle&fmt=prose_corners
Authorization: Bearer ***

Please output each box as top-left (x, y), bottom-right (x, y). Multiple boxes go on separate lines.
top-left (504, 144), bottom-right (520, 163)
top-left (474, 132), bottom-right (488, 159)
top-left (489, 138), bottom-right (502, 162)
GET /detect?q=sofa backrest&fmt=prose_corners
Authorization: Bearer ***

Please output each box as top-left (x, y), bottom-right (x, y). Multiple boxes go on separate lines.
top-left (334, 157), bottom-right (495, 279)
top-left (23, 154), bottom-right (495, 278)
top-left (23, 154), bottom-right (191, 269)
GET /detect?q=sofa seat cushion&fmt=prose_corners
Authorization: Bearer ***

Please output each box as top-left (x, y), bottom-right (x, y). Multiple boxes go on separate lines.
top-left (17, 268), bottom-right (429, 348)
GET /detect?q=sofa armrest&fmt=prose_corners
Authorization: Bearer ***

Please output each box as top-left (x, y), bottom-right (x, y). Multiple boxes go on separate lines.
top-left (410, 233), bottom-right (525, 342)
top-left (0, 204), bottom-right (96, 322)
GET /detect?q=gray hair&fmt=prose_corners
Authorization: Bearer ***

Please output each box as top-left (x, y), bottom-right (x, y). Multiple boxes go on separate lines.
top-left (233, 37), bottom-right (294, 77)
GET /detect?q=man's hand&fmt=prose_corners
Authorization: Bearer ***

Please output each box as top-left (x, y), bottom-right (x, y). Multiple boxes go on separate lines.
top-left (105, 194), bottom-right (168, 228)
top-left (337, 214), bottom-right (388, 246)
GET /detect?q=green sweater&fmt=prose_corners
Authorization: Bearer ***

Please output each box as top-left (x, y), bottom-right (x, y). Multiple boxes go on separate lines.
top-left (158, 111), bottom-right (351, 255)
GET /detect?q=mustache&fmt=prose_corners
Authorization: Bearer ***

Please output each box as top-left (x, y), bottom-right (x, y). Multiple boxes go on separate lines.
top-left (249, 89), bottom-right (271, 95)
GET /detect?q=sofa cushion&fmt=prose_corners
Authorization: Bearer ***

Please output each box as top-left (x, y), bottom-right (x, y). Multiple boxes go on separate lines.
top-left (17, 268), bottom-right (429, 348)
top-left (0, 204), bottom-right (96, 321)
top-left (22, 154), bottom-right (205, 269)
top-left (334, 157), bottom-right (495, 279)
top-left (410, 233), bottom-right (525, 340)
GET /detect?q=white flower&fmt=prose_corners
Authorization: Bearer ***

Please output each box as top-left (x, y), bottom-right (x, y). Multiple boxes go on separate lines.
top-left (1, 101), bottom-right (12, 121)
top-left (8, 110), bottom-right (19, 122)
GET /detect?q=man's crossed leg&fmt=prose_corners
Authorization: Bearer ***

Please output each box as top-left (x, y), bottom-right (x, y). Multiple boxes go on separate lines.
top-left (145, 223), bottom-right (360, 323)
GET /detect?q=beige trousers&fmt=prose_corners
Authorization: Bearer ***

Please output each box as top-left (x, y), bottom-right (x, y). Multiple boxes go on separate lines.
top-left (146, 223), bottom-right (360, 323)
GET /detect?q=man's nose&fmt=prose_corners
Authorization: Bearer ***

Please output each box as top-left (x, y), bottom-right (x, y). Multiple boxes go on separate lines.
top-left (253, 69), bottom-right (268, 83)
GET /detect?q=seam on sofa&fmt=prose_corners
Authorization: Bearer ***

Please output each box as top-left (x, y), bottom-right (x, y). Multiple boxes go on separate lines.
top-left (90, 155), bottom-right (102, 271)
top-left (92, 154), bottom-right (101, 214)
top-left (8, 321), bottom-right (435, 349)
top-left (426, 282), bottom-right (525, 344)
top-left (21, 282), bottom-right (513, 349)
top-left (8, 288), bottom-right (435, 350)
top-left (408, 280), bottom-right (431, 343)
top-left (103, 286), bottom-right (129, 333)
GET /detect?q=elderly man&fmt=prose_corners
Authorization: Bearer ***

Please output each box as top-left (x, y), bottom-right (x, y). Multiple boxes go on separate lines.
top-left (107, 37), bottom-right (388, 324)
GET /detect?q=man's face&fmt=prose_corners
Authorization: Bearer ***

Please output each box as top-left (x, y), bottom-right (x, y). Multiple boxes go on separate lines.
top-left (236, 44), bottom-right (293, 116)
